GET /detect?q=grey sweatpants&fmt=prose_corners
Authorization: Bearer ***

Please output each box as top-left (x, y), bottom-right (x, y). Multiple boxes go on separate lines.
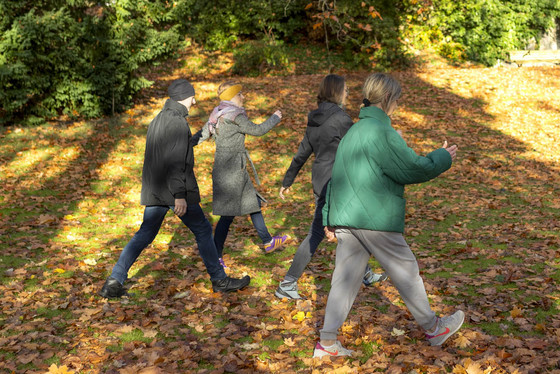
top-left (320, 228), bottom-right (437, 341)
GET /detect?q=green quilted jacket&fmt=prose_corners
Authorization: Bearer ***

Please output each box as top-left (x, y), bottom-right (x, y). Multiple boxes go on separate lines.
top-left (323, 106), bottom-right (452, 233)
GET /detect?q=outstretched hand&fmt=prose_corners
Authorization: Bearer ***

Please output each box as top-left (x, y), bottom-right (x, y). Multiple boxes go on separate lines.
top-left (273, 110), bottom-right (282, 119)
top-left (442, 140), bottom-right (458, 161)
top-left (279, 186), bottom-right (290, 200)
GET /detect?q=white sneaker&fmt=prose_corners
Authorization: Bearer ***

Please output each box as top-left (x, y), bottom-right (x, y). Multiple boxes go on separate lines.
top-left (275, 280), bottom-right (302, 299)
top-left (312, 341), bottom-right (354, 358)
top-left (426, 310), bottom-right (465, 346)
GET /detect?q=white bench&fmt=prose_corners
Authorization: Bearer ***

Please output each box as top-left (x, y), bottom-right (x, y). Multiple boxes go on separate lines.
top-left (508, 50), bottom-right (560, 66)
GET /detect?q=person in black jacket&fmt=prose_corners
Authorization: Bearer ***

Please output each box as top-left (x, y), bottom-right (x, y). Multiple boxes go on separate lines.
top-left (99, 79), bottom-right (250, 298)
top-left (275, 75), bottom-right (385, 300)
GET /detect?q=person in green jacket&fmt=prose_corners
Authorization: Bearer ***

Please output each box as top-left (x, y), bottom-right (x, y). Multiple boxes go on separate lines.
top-left (313, 73), bottom-right (464, 358)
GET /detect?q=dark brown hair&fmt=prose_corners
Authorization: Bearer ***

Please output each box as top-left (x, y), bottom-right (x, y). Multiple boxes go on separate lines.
top-left (317, 74), bottom-right (346, 105)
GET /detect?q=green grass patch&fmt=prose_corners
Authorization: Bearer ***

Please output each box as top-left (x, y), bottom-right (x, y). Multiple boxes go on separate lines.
top-left (119, 329), bottom-right (155, 344)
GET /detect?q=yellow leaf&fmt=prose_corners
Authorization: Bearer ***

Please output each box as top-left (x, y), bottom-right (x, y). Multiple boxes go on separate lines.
top-left (293, 311), bottom-right (305, 322)
top-left (305, 3), bottom-right (313, 10)
top-left (53, 268), bottom-right (65, 274)
top-left (454, 334), bottom-right (471, 348)
top-left (47, 364), bottom-right (75, 374)
top-left (283, 337), bottom-right (296, 347)
top-left (391, 327), bottom-right (405, 336)
top-left (510, 307), bottom-right (523, 318)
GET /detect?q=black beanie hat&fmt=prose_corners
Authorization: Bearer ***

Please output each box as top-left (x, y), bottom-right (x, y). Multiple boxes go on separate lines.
top-left (168, 79), bottom-right (195, 101)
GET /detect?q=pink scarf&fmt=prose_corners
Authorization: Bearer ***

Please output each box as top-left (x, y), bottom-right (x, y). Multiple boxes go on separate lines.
top-left (207, 101), bottom-right (246, 135)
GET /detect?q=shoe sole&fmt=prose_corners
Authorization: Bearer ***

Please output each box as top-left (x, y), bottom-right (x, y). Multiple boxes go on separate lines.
top-left (430, 312), bottom-right (465, 346)
top-left (312, 349), bottom-right (352, 358)
top-left (213, 279), bottom-right (251, 293)
top-left (99, 291), bottom-right (127, 299)
top-left (274, 289), bottom-right (301, 300)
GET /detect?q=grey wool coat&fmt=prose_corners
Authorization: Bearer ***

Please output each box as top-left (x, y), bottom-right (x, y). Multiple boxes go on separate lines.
top-left (193, 113), bottom-right (281, 216)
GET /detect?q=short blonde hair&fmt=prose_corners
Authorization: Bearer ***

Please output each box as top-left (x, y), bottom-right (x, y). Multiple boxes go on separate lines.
top-left (218, 81), bottom-right (242, 101)
top-left (362, 73), bottom-right (401, 113)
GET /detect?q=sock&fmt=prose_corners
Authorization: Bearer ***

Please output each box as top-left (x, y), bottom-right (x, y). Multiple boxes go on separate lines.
top-left (426, 318), bottom-right (440, 335)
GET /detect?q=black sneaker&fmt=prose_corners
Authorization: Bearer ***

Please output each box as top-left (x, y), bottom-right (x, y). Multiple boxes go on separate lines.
top-left (212, 275), bottom-right (250, 293)
top-left (99, 277), bottom-right (128, 298)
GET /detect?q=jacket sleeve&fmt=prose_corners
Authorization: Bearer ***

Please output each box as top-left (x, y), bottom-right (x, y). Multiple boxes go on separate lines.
top-left (379, 130), bottom-right (452, 185)
top-left (234, 114), bottom-right (280, 136)
top-left (322, 180), bottom-right (331, 226)
top-left (190, 121), bottom-right (211, 147)
top-left (282, 131), bottom-right (313, 188)
top-left (164, 119), bottom-right (190, 199)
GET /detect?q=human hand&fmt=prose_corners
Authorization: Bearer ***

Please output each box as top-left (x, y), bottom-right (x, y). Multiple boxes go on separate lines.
top-left (174, 198), bottom-right (187, 217)
top-left (279, 186), bottom-right (290, 200)
top-left (273, 110), bottom-right (282, 119)
top-left (324, 226), bottom-right (336, 242)
top-left (442, 140), bottom-right (458, 161)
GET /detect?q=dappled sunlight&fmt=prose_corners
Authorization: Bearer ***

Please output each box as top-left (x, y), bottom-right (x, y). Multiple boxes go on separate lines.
top-left (1, 66), bottom-right (559, 373)
top-left (4, 147), bottom-right (58, 178)
top-left (97, 140), bottom-right (143, 182)
top-left (416, 67), bottom-right (560, 163)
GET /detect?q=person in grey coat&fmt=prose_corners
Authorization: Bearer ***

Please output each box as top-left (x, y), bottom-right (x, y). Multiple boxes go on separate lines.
top-left (275, 74), bottom-right (386, 300)
top-left (193, 81), bottom-right (288, 265)
top-left (99, 79), bottom-right (250, 298)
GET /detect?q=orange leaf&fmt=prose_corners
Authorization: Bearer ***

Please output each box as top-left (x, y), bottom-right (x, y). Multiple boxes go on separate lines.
top-left (510, 307), bottom-right (523, 318)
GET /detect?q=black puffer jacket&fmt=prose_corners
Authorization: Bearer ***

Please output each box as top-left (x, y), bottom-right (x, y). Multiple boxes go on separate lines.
top-left (140, 99), bottom-right (201, 206)
top-left (282, 102), bottom-right (353, 196)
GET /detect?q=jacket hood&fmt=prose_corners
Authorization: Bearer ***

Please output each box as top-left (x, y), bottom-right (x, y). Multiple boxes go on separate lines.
top-left (164, 98), bottom-right (189, 117)
top-left (308, 102), bottom-right (343, 127)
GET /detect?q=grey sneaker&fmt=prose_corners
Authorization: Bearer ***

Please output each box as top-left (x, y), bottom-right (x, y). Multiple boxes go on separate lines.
top-left (275, 280), bottom-right (302, 299)
top-left (363, 265), bottom-right (388, 286)
top-left (313, 340), bottom-right (354, 358)
top-left (426, 310), bottom-right (465, 346)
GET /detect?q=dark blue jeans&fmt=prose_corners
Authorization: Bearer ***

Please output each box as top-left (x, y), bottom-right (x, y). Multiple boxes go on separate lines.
top-left (285, 193), bottom-right (326, 281)
top-left (214, 211), bottom-right (272, 258)
top-left (110, 204), bottom-right (226, 284)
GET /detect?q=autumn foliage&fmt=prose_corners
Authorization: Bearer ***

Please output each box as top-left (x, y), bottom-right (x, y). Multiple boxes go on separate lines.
top-left (0, 50), bottom-right (559, 373)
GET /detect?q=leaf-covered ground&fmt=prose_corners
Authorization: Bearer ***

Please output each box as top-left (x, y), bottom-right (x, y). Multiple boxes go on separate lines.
top-left (1, 49), bottom-right (559, 373)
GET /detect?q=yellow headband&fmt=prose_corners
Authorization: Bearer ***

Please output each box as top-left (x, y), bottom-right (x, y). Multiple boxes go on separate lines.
top-left (219, 84), bottom-right (242, 101)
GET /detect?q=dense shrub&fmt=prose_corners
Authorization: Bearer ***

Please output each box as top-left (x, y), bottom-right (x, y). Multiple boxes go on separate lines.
top-left (2, 0), bottom-right (558, 125)
top-left (0, 1), bottom-right (182, 125)
top-left (402, 0), bottom-right (560, 66)
top-left (179, 0), bottom-right (309, 50)
top-left (231, 39), bottom-right (292, 77)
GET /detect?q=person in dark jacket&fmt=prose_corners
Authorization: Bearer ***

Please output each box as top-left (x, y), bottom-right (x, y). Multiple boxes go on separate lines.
top-left (313, 73), bottom-right (463, 358)
top-left (99, 79), bottom-right (250, 298)
top-left (193, 81), bottom-right (287, 265)
top-left (275, 74), bottom-right (385, 300)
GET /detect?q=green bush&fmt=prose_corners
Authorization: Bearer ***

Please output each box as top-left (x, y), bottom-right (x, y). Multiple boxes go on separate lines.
top-left (0, 1), bottom-right (183, 125)
top-left (181, 0), bottom-right (309, 51)
top-left (2, 0), bottom-right (558, 125)
top-left (231, 39), bottom-right (291, 76)
top-left (402, 0), bottom-right (560, 66)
